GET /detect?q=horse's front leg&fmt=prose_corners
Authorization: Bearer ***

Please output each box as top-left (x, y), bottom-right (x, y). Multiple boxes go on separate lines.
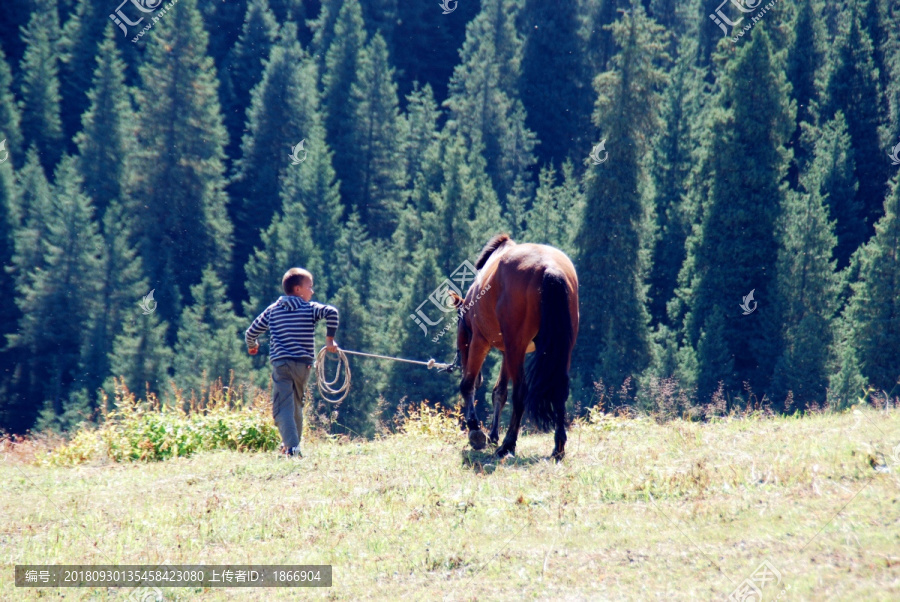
top-left (460, 336), bottom-right (491, 450)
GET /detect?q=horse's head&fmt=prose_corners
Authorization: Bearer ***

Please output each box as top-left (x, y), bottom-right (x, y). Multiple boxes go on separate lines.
top-left (448, 291), bottom-right (467, 356)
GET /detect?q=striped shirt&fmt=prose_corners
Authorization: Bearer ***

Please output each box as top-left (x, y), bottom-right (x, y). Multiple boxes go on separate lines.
top-left (245, 295), bottom-right (339, 363)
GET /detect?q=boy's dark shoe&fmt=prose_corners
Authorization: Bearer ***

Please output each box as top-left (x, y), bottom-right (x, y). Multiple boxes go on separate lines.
top-left (280, 444), bottom-right (302, 458)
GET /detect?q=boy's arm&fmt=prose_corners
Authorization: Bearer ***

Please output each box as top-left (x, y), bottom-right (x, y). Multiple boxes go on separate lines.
top-left (245, 307), bottom-right (271, 353)
top-left (311, 303), bottom-right (340, 351)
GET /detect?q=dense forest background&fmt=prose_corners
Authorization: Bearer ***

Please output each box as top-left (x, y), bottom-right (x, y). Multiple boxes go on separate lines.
top-left (0, 0), bottom-right (898, 437)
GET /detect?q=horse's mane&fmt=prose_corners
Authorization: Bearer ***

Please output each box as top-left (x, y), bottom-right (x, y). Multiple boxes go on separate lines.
top-left (474, 234), bottom-right (514, 270)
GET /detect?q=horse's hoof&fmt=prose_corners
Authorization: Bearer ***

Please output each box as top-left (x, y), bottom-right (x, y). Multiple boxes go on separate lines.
top-left (488, 436), bottom-right (499, 447)
top-left (496, 445), bottom-right (515, 459)
top-left (468, 429), bottom-right (487, 450)
top-left (551, 450), bottom-right (565, 463)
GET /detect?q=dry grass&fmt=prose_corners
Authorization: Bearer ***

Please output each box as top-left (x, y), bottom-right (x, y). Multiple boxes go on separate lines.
top-left (2, 404), bottom-right (900, 600)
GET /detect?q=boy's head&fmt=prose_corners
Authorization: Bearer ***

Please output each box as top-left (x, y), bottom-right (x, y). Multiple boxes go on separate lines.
top-left (282, 268), bottom-right (314, 302)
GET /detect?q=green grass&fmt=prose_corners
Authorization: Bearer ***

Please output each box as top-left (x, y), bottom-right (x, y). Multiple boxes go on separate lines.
top-left (2, 404), bottom-right (900, 600)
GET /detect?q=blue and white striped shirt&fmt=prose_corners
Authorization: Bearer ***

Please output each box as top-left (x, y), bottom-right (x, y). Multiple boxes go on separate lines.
top-left (245, 296), bottom-right (339, 363)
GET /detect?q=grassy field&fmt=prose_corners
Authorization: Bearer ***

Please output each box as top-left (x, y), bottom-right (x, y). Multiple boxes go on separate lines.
top-left (2, 405), bottom-right (900, 601)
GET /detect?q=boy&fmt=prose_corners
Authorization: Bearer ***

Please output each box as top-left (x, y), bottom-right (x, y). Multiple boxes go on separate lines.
top-left (245, 268), bottom-right (339, 457)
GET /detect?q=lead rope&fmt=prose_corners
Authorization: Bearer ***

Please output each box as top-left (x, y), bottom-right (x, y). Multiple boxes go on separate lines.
top-left (314, 347), bottom-right (456, 404)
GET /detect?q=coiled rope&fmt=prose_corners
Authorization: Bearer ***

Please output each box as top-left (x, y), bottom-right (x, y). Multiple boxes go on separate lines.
top-left (314, 347), bottom-right (455, 404)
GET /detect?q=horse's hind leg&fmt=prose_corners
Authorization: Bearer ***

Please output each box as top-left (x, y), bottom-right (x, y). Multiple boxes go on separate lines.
top-left (496, 353), bottom-right (526, 459)
top-left (488, 356), bottom-right (509, 446)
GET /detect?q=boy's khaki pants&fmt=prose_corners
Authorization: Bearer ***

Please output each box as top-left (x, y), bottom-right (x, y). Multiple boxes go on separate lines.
top-left (271, 359), bottom-right (313, 450)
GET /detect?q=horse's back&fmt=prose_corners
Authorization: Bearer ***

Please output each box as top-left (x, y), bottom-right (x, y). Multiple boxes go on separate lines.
top-left (498, 243), bottom-right (577, 288)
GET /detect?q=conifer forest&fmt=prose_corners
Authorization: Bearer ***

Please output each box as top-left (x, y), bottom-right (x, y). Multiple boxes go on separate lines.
top-left (0, 0), bottom-right (899, 437)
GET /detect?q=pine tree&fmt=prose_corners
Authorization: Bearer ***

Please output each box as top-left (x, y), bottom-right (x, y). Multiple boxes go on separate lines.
top-left (693, 0), bottom-right (722, 72)
top-left (466, 139), bottom-right (508, 250)
top-left (328, 211), bottom-right (370, 298)
top-left (801, 113), bottom-right (863, 269)
top-left (770, 146), bottom-right (842, 408)
top-left (9, 150), bottom-right (53, 285)
top-left (829, 175), bottom-right (900, 404)
top-left (79, 201), bottom-right (150, 404)
top-left (322, 282), bottom-right (378, 437)
top-left (420, 131), bottom-right (479, 275)
top-left (359, 0), bottom-right (398, 49)
top-left (820, 0), bottom-right (889, 234)
top-left (581, 0), bottom-right (621, 76)
top-left (269, 0), bottom-right (310, 27)
top-left (504, 176), bottom-right (529, 239)
top-left (573, 3), bottom-right (668, 395)
top-left (309, 0), bottom-right (343, 73)
top-left (526, 164), bottom-right (568, 249)
top-left (18, 0), bottom-right (64, 173)
top-left (0, 146), bottom-right (18, 431)
top-left (444, 0), bottom-right (535, 205)
top-left (106, 311), bottom-right (174, 401)
top-left (321, 0), bottom-right (366, 212)
top-left (880, 0), bottom-right (900, 151)
top-left (393, 0), bottom-right (471, 103)
top-left (386, 249), bottom-right (459, 417)
top-left (197, 0), bottom-right (249, 70)
top-left (129, 0), bottom-right (233, 328)
top-left (348, 33), bottom-right (407, 238)
top-left (173, 267), bottom-right (254, 398)
top-left (647, 43), bottom-right (694, 327)
top-left (674, 23), bottom-right (795, 404)
top-left (0, 151), bottom-right (16, 332)
top-left (402, 82), bottom-right (440, 191)
top-left (242, 194), bottom-right (325, 323)
top-left (325, 219), bottom-right (387, 436)
top-left (281, 143), bottom-right (343, 276)
top-left (7, 156), bottom-right (103, 425)
top-left (220, 0), bottom-right (279, 161)
top-left (860, 0), bottom-right (891, 101)
top-left (73, 26), bottom-right (135, 220)
top-left (520, 0), bottom-right (594, 167)
top-left (59, 0), bottom-right (114, 148)
top-left (785, 0), bottom-right (825, 185)
top-left (0, 45), bottom-right (23, 167)
top-left (228, 24), bottom-right (324, 300)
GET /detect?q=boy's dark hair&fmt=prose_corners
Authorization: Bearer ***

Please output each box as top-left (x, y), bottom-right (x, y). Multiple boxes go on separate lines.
top-left (282, 268), bottom-right (312, 295)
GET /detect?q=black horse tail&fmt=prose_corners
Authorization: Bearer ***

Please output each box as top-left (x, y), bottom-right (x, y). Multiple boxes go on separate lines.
top-left (524, 269), bottom-right (573, 432)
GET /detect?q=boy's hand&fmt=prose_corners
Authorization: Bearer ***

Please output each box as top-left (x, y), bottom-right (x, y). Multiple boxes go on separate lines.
top-left (326, 337), bottom-right (339, 353)
top-left (248, 344), bottom-right (259, 355)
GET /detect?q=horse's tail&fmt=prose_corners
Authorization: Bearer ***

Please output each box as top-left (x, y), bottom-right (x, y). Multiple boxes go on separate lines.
top-left (525, 269), bottom-right (573, 432)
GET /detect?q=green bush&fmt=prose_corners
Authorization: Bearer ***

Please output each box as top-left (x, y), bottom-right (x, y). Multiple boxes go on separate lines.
top-left (41, 378), bottom-right (280, 466)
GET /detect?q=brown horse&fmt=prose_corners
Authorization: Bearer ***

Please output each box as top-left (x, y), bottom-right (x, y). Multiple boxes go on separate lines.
top-left (451, 234), bottom-right (579, 461)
